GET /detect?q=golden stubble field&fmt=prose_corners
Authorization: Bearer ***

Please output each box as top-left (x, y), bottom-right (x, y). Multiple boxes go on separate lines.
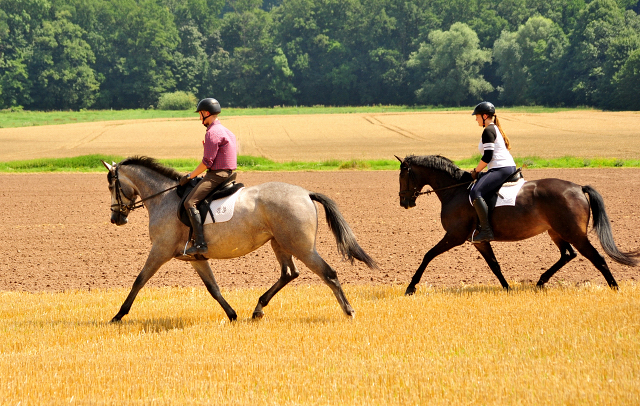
top-left (2, 284), bottom-right (639, 405)
top-left (1, 110), bottom-right (640, 162)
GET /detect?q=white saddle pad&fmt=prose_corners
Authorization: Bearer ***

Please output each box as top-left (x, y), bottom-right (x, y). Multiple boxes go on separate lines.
top-left (203, 187), bottom-right (244, 224)
top-left (469, 178), bottom-right (526, 207)
top-left (495, 178), bottom-right (526, 207)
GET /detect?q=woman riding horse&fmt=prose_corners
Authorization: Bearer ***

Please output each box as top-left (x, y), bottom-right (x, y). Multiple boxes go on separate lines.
top-left (469, 101), bottom-right (517, 243)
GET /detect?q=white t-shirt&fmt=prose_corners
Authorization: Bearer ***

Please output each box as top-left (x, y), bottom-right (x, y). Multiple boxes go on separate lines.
top-left (478, 124), bottom-right (515, 170)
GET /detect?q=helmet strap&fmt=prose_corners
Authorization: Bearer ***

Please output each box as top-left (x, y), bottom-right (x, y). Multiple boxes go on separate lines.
top-left (200, 112), bottom-right (211, 125)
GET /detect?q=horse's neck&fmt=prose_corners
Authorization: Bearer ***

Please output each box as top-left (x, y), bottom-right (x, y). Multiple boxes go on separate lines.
top-left (122, 166), bottom-right (175, 211)
top-left (422, 169), bottom-right (463, 203)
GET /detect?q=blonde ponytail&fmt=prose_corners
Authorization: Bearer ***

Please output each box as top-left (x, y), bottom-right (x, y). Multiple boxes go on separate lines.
top-left (494, 115), bottom-right (511, 150)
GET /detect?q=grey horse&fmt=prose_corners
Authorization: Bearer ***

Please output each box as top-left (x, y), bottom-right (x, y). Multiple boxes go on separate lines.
top-left (102, 156), bottom-right (377, 322)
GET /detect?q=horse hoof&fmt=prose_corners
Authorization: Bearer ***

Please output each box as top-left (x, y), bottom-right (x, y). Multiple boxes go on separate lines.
top-left (110, 316), bottom-right (122, 323)
top-left (252, 311), bottom-right (264, 319)
top-left (405, 287), bottom-right (416, 296)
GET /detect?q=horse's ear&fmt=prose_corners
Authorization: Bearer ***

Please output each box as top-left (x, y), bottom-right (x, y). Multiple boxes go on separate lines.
top-left (101, 160), bottom-right (113, 171)
top-left (394, 155), bottom-right (403, 163)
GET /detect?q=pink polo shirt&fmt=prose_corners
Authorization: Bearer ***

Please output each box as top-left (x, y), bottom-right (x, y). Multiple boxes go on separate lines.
top-left (202, 119), bottom-right (237, 170)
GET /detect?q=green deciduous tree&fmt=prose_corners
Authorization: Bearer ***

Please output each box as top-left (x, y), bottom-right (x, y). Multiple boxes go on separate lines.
top-left (563, 0), bottom-right (640, 107)
top-left (612, 47), bottom-right (640, 109)
top-left (91, 0), bottom-right (179, 108)
top-left (493, 16), bottom-right (567, 105)
top-left (210, 7), bottom-right (296, 106)
top-left (408, 22), bottom-right (493, 106)
top-left (28, 10), bottom-right (100, 109)
top-left (0, 0), bottom-right (52, 108)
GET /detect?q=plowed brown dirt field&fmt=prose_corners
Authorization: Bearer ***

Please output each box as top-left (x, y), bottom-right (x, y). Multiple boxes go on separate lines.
top-left (1, 168), bottom-right (638, 293)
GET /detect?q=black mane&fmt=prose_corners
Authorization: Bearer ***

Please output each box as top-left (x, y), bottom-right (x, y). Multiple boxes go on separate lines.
top-left (404, 155), bottom-right (470, 181)
top-left (119, 156), bottom-right (181, 180)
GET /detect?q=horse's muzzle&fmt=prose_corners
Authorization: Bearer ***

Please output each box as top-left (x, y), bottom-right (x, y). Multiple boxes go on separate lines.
top-left (400, 197), bottom-right (416, 209)
top-left (111, 212), bottom-right (129, 226)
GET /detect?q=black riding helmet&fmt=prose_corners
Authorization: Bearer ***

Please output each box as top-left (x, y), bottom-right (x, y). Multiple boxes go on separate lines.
top-left (195, 98), bottom-right (222, 115)
top-left (472, 101), bottom-right (495, 116)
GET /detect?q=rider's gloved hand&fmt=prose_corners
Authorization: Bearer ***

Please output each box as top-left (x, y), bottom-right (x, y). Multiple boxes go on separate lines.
top-left (471, 169), bottom-right (478, 180)
top-left (179, 174), bottom-right (191, 186)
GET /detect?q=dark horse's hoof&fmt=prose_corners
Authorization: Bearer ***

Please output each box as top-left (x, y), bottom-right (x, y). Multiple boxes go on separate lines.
top-left (110, 316), bottom-right (122, 323)
top-left (405, 286), bottom-right (416, 296)
top-left (252, 310), bottom-right (264, 319)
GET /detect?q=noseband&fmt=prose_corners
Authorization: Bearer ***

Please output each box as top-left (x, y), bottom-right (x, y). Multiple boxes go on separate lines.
top-left (110, 167), bottom-right (179, 214)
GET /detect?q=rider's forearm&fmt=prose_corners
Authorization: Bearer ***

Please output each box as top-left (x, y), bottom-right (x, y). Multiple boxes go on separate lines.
top-left (190, 162), bottom-right (208, 178)
top-left (474, 160), bottom-right (487, 173)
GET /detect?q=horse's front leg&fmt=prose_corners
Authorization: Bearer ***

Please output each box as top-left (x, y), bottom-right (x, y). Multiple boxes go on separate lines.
top-left (406, 233), bottom-right (465, 295)
top-left (111, 245), bottom-right (173, 322)
top-left (473, 242), bottom-right (510, 290)
top-left (191, 260), bottom-right (237, 321)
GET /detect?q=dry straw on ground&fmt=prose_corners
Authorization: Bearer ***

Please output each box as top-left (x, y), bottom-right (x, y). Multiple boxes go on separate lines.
top-left (2, 283), bottom-right (639, 405)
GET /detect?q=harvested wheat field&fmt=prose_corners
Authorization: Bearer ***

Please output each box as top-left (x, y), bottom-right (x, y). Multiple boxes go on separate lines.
top-left (1, 110), bottom-right (639, 162)
top-left (1, 111), bottom-right (640, 404)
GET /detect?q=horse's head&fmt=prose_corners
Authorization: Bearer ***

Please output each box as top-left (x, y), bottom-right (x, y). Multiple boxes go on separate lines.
top-left (101, 160), bottom-right (138, 226)
top-left (396, 155), bottom-right (418, 209)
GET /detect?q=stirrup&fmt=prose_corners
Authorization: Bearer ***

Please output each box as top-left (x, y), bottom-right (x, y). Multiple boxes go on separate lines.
top-left (469, 228), bottom-right (494, 243)
top-left (183, 240), bottom-right (208, 256)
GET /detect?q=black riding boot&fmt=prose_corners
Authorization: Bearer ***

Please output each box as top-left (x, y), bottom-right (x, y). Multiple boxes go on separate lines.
top-left (471, 197), bottom-right (494, 243)
top-left (186, 207), bottom-right (208, 256)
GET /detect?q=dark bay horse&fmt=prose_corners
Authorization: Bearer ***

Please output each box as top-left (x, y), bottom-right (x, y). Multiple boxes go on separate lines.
top-left (102, 157), bottom-right (376, 322)
top-left (397, 155), bottom-right (638, 294)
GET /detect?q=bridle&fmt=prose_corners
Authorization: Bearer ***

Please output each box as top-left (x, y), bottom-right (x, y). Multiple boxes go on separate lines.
top-left (110, 166), bottom-right (178, 214)
top-left (399, 162), bottom-right (473, 200)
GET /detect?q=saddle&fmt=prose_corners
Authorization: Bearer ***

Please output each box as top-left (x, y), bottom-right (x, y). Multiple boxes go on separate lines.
top-left (477, 168), bottom-right (524, 211)
top-left (176, 173), bottom-right (244, 227)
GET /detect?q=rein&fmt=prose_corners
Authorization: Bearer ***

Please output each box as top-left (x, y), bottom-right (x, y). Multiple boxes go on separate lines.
top-left (111, 167), bottom-right (178, 213)
top-left (399, 181), bottom-right (473, 199)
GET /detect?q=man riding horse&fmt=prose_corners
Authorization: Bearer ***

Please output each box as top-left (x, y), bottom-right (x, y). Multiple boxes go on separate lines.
top-left (179, 98), bottom-right (238, 256)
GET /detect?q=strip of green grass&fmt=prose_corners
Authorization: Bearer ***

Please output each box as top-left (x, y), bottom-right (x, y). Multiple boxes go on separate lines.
top-left (1, 154), bottom-right (639, 173)
top-left (0, 105), bottom-right (592, 129)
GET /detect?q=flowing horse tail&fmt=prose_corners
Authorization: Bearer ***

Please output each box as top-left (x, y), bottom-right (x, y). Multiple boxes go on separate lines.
top-left (309, 193), bottom-right (378, 269)
top-left (583, 185), bottom-right (639, 266)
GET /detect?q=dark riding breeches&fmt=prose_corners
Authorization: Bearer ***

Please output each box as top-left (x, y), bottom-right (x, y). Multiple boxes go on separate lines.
top-left (184, 169), bottom-right (233, 209)
top-left (469, 166), bottom-right (516, 202)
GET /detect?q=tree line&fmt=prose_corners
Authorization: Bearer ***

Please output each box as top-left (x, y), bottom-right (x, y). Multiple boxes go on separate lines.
top-left (1, 0), bottom-right (639, 111)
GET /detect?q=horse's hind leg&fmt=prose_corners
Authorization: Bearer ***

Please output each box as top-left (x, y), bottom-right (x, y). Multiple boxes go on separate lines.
top-left (252, 240), bottom-right (300, 319)
top-left (572, 237), bottom-right (619, 289)
top-left (299, 251), bottom-right (354, 317)
top-left (473, 242), bottom-right (510, 290)
top-left (537, 231), bottom-right (577, 287)
top-left (191, 260), bottom-right (237, 321)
